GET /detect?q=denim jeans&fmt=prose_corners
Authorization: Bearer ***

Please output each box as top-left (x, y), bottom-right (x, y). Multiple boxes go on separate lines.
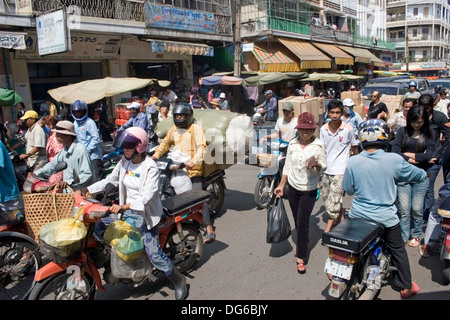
top-left (423, 163), bottom-right (442, 220)
top-left (397, 178), bottom-right (429, 242)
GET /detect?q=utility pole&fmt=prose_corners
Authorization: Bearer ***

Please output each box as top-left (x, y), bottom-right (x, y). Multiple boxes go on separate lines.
top-left (405, 0), bottom-right (409, 73)
top-left (233, 0), bottom-right (241, 77)
top-left (233, 0), bottom-right (242, 113)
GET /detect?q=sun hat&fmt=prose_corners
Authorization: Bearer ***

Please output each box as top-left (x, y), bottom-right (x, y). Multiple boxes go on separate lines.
top-left (20, 110), bottom-right (38, 120)
top-left (342, 98), bottom-right (355, 107)
top-left (52, 120), bottom-right (77, 136)
top-left (219, 93), bottom-right (226, 99)
top-left (127, 102), bottom-right (141, 109)
top-left (210, 98), bottom-right (220, 105)
top-left (295, 112), bottom-right (317, 130)
top-left (264, 90), bottom-right (273, 95)
top-left (282, 102), bottom-right (294, 111)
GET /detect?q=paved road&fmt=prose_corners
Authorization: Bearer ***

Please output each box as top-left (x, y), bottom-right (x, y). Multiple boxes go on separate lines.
top-left (95, 162), bottom-right (450, 304)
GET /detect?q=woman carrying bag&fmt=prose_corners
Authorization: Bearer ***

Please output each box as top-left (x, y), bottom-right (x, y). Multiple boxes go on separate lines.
top-left (274, 112), bottom-right (326, 274)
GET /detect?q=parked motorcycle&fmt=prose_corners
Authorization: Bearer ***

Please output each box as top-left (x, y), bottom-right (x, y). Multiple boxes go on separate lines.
top-left (28, 184), bottom-right (209, 300)
top-left (322, 218), bottom-right (395, 300)
top-left (254, 139), bottom-right (288, 209)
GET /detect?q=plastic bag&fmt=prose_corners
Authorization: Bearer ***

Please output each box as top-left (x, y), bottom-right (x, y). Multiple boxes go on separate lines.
top-left (39, 208), bottom-right (87, 247)
top-left (103, 220), bottom-right (144, 262)
top-left (170, 169), bottom-right (192, 194)
top-left (266, 197), bottom-right (291, 244)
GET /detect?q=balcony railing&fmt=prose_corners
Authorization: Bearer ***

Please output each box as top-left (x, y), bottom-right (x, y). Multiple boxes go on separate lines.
top-left (30, 0), bottom-right (233, 36)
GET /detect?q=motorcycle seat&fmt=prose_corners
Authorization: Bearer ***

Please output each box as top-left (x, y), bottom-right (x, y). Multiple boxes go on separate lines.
top-left (322, 219), bottom-right (384, 254)
top-left (161, 189), bottom-right (210, 216)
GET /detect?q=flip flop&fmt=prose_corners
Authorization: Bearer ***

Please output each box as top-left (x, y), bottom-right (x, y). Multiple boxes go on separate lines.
top-left (419, 245), bottom-right (429, 258)
top-left (297, 261), bottom-right (306, 274)
top-left (204, 232), bottom-right (216, 243)
top-left (401, 281), bottom-right (419, 299)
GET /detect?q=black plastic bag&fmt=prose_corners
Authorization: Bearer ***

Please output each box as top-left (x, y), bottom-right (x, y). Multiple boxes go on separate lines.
top-left (266, 197), bottom-right (291, 243)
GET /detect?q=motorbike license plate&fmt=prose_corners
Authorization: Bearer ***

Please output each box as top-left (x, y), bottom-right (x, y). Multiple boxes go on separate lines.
top-left (324, 257), bottom-right (353, 280)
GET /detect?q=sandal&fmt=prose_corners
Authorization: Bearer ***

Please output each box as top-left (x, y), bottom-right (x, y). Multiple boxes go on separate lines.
top-left (408, 237), bottom-right (420, 247)
top-left (204, 232), bottom-right (216, 243)
top-left (401, 281), bottom-right (419, 299)
top-left (419, 245), bottom-right (429, 258)
top-left (296, 261), bottom-right (306, 274)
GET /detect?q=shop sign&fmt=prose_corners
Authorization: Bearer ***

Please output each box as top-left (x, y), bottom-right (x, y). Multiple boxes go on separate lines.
top-left (145, 2), bottom-right (215, 33)
top-left (36, 9), bottom-right (70, 56)
top-left (0, 31), bottom-right (26, 50)
top-left (15, 32), bottom-right (121, 60)
top-left (150, 40), bottom-right (214, 56)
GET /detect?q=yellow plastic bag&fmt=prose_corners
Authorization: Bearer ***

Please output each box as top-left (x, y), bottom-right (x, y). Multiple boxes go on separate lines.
top-left (103, 220), bottom-right (144, 262)
top-left (39, 207), bottom-right (87, 247)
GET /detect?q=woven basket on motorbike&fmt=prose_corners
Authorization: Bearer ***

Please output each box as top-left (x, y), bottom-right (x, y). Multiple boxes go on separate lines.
top-left (257, 153), bottom-right (276, 168)
top-left (22, 185), bottom-right (75, 241)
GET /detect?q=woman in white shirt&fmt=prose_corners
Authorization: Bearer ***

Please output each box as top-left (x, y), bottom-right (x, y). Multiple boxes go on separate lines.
top-left (274, 112), bottom-right (326, 274)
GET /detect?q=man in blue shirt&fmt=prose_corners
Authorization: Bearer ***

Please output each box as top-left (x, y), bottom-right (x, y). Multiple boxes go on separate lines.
top-left (343, 119), bottom-right (426, 299)
top-left (117, 102), bottom-right (150, 134)
top-left (33, 120), bottom-right (94, 191)
top-left (0, 141), bottom-right (24, 225)
top-left (71, 100), bottom-right (103, 182)
top-left (255, 90), bottom-right (278, 122)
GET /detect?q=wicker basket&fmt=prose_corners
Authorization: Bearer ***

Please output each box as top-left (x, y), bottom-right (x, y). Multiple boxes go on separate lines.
top-left (22, 188), bottom-right (75, 241)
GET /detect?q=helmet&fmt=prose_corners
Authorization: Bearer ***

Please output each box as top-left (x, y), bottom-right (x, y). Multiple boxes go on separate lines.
top-left (71, 100), bottom-right (88, 121)
top-left (409, 80), bottom-right (417, 87)
top-left (358, 119), bottom-right (390, 148)
top-left (172, 103), bottom-right (194, 128)
top-left (113, 127), bottom-right (148, 154)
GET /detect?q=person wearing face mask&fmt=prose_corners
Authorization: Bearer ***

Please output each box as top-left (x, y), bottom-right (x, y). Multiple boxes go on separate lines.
top-left (342, 98), bottom-right (363, 143)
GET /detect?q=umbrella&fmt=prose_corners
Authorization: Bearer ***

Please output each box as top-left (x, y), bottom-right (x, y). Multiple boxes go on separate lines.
top-left (301, 73), bottom-right (363, 82)
top-left (199, 75), bottom-right (243, 86)
top-left (242, 72), bottom-right (309, 86)
top-left (48, 77), bottom-right (170, 104)
top-left (0, 88), bottom-right (23, 106)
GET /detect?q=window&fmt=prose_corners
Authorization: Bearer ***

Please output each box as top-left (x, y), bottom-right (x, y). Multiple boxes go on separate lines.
top-left (413, 29), bottom-right (418, 37)
top-left (423, 7), bottom-right (429, 18)
top-left (413, 8), bottom-right (418, 16)
top-left (423, 50), bottom-right (428, 58)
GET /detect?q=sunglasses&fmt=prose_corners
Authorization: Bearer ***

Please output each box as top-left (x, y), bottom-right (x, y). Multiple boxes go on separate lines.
top-left (121, 142), bottom-right (137, 149)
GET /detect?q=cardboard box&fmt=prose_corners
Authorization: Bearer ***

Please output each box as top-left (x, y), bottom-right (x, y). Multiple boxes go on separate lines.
top-left (278, 96), bottom-right (324, 136)
top-left (380, 95), bottom-right (403, 115)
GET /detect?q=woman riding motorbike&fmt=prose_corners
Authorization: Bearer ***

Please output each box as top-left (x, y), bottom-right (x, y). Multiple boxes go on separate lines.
top-left (82, 126), bottom-right (188, 300)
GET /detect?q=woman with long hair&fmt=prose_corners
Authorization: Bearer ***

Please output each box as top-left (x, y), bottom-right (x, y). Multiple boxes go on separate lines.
top-left (392, 105), bottom-right (436, 247)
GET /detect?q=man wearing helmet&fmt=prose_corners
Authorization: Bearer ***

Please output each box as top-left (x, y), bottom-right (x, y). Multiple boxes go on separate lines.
top-left (342, 119), bottom-right (427, 299)
top-left (84, 127), bottom-right (188, 300)
top-left (71, 100), bottom-right (103, 182)
top-left (403, 80), bottom-right (421, 101)
top-left (151, 103), bottom-right (216, 243)
top-left (117, 101), bottom-right (150, 134)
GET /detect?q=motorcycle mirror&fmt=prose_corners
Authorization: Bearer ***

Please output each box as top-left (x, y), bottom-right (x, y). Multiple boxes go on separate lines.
top-left (104, 183), bottom-right (117, 197)
top-left (54, 162), bottom-right (68, 172)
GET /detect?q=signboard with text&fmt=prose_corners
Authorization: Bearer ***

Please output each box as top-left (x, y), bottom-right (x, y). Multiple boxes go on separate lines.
top-left (36, 9), bottom-right (70, 56)
top-left (145, 2), bottom-right (215, 33)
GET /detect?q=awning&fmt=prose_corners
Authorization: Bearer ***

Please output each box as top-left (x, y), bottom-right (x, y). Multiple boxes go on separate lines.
top-left (278, 38), bottom-right (331, 70)
top-left (338, 46), bottom-right (372, 64)
top-left (242, 72), bottom-right (309, 86)
top-left (360, 49), bottom-right (386, 67)
top-left (148, 39), bottom-right (214, 56)
top-left (252, 42), bottom-right (300, 72)
top-left (311, 42), bottom-right (354, 66)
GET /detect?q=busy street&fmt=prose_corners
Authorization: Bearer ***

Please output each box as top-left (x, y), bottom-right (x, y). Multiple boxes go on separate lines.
top-left (94, 162), bottom-right (450, 301)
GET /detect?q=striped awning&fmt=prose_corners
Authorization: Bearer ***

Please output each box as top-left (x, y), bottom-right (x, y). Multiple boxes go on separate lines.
top-left (311, 42), bottom-right (354, 66)
top-left (338, 46), bottom-right (372, 64)
top-left (360, 49), bottom-right (386, 67)
top-left (278, 38), bottom-right (331, 70)
top-left (252, 42), bottom-right (300, 72)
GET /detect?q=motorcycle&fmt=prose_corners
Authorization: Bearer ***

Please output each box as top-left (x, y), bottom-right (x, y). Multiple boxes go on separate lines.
top-left (8, 150), bottom-right (27, 192)
top-left (322, 218), bottom-right (395, 300)
top-left (28, 183), bottom-right (210, 300)
top-left (253, 139), bottom-right (288, 209)
top-left (438, 199), bottom-right (450, 284)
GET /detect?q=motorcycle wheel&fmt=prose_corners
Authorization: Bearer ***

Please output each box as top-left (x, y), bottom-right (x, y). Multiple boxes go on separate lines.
top-left (164, 224), bottom-right (203, 274)
top-left (254, 176), bottom-right (277, 209)
top-left (0, 236), bottom-right (41, 300)
top-left (204, 179), bottom-right (225, 217)
top-left (28, 271), bottom-right (96, 300)
top-left (443, 259), bottom-right (450, 285)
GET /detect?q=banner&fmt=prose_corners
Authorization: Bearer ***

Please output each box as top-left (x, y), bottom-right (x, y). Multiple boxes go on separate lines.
top-left (145, 2), bottom-right (215, 33)
top-left (150, 40), bottom-right (214, 56)
top-left (0, 31), bottom-right (26, 50)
